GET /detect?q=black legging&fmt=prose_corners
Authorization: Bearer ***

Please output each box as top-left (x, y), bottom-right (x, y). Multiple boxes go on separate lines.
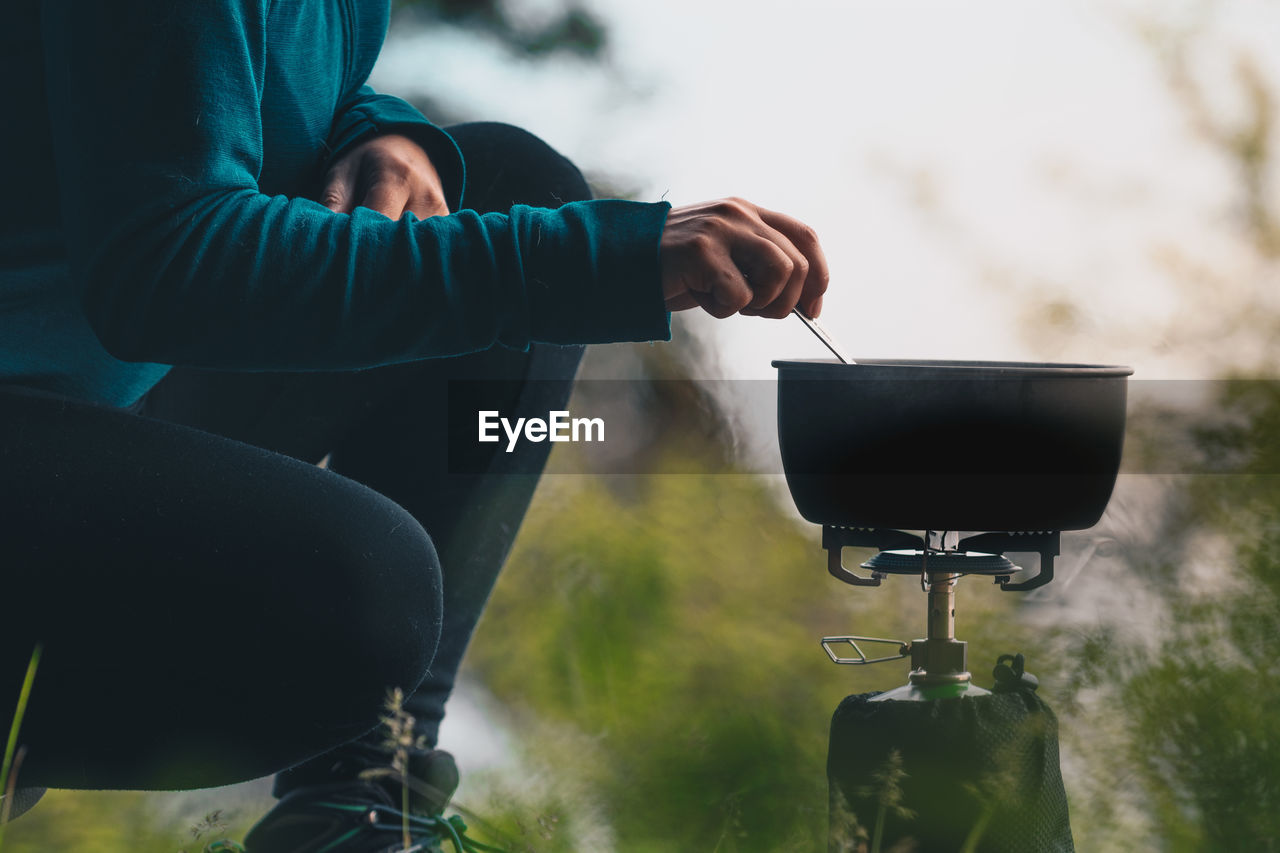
top-left (0, 122), bottom-right (587, 792)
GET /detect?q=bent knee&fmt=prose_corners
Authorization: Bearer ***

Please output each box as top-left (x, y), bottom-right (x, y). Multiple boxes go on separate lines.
top-left (447, 121), bottom-right (592, 209)
top-left (267, 475), bottom-right (443, 710)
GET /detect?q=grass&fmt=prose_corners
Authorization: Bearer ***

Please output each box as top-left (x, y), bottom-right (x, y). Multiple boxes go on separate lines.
top-left (0, 643), bottom-right (42, 844)
top-left (362, 688), bottom-right (424, 850)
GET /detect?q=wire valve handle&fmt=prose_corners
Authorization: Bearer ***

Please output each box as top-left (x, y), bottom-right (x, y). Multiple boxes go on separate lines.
top-left (822, 635), bottom-right (911, 665)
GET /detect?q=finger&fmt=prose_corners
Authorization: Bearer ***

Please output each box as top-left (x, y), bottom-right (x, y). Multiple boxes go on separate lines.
top-left (665, 291), bottom-right (701, 312)
top-left (694, 289), bottom-right (743, 319)
top-left (755, 207), bottom-right (830, 317)
top-left (704, 253), bottom-right (753, 318)
top-left (407, 189), bottom-right (450, 220)
top-left (669, 235), bottom-right (753, 318)
top-left (407, 148), bottom-right (450, 219)
top-left (681, 248), bottom-right (751, 319)
top-left (320, 163), bottom-right (355, 214)
top-left (737, 227), bottom-right (808, 319)
top-left (731, 232), bottom-right (794, 313)
top-left (359, 178), bottom-right (412, 220)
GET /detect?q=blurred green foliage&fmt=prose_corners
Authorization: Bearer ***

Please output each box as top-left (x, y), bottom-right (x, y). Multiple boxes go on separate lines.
top-left (0, 790), bottom-right (261, 853)
top-left (1129, 385), bottom-right (1280, 851)
top-left (1042, 381), bottom-right (1280, 852)
top-left (470, 473), bottom-right (834, 851)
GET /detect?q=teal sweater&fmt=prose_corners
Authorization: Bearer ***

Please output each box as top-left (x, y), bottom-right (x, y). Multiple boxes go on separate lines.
top-left (3, 0), bottom-right (671, 407)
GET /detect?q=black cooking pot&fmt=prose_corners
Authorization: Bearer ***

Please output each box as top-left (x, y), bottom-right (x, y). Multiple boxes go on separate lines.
top-left (773, 359), bottom-right (1133, 531)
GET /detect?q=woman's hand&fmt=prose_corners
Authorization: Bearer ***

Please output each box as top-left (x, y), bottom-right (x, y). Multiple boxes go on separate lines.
top-left (660, 198), bottom-right (829, 319)
top-left (320, 133), bottom-right (450, 220)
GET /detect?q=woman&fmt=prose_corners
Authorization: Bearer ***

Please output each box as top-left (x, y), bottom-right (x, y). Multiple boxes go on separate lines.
top-left (2, 0), bottom-right (828, 849)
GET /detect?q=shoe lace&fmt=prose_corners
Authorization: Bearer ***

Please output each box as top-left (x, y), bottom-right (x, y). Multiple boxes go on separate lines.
top-left (319, 801), bottom-right (507, 853)
top-left (398, 812), bottom-right (505, 853)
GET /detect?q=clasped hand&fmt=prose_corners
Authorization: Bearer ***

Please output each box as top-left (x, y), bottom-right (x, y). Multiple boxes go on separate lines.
top-left (321, 133), bottom-right (450, 221)
top-left (660, 198), bottom-right (828, 318)
top-left (323, 136), bottom-right (830, 320)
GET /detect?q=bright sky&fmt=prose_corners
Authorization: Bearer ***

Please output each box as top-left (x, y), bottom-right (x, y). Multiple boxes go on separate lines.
top-left (372, 0), bottom-right (1280, 384)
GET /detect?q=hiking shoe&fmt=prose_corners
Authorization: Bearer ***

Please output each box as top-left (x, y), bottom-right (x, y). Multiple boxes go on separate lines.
top-left (243, 778), bottom-right (477, 853)
top-left (275, 746), bottom-right (460, 819)
top-left (245, 750), bottom-right (503, 853)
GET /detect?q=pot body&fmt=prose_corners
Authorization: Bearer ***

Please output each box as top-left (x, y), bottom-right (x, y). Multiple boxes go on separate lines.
top-left (774, 359), bottom-right (1132, 531)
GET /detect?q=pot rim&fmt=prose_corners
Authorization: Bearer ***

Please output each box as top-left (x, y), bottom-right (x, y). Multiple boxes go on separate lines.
top-left (772, 358), bottom-right (1134, 378)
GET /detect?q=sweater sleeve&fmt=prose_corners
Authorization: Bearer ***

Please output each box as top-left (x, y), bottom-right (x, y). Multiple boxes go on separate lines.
top-left (325, 87), bottom-right (467, 213)
top-left (40, 0), bottom-right (671, 371)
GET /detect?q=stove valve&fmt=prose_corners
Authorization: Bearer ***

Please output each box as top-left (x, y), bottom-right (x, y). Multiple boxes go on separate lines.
top-left (821, 635), bottom-right (911, 666)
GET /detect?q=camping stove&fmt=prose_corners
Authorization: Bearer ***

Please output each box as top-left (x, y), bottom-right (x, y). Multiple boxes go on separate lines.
top-left (771, 358), bottom-right (1129, 847)
top-left (818, 527), bottom-right (1058, 700)
top-left (771, 358), bottom-right (1131, 698)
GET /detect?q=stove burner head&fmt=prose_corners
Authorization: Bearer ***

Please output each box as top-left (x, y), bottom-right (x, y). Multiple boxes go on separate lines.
top-left (824, 528), bottom-right (1058, 592)
top-left (862, 549), bottom-right (1018, 576)
top-left (819, 528), bottom-right (1052, 695)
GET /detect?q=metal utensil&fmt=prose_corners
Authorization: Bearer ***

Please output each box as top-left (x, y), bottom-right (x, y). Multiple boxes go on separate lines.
top-left (791, 308), bottom-right (855, 364)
